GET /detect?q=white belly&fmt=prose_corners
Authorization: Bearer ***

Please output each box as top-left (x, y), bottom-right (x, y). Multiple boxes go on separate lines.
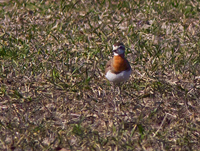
top-left (105, 70), bottom-right (132, 83)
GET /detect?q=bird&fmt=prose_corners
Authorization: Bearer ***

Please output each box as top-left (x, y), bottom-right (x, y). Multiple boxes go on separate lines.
top-left (105, 42), bottom-right (132, 94)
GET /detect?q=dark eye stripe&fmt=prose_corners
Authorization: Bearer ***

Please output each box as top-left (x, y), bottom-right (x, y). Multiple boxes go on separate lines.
top-left (119, 46), bottom-right (124, 49)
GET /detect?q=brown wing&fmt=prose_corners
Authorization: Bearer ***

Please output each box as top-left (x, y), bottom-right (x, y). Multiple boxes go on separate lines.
top-left (105, 58), bottom-right (113, 74)
top-left (125, 58), bottom-right (132, 71)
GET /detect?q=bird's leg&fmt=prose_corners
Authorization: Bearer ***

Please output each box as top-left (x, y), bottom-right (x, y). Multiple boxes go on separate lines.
top-left (116, 83), bottom-right (124, 110)
top-left (117, 83), bottom-right (121, 95)
top-left (110, 82), bottom-right (117, 111)
top-left (111, 82), bottom-right (115, 93)
top-left (114, 83), bottom-right (123, 111)
top-left (111, 83), bottom-right (122, 111)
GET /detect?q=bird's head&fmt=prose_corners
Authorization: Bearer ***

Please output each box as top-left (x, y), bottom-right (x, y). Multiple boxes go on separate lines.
top-left (112, 42), bottom-right (125, 56)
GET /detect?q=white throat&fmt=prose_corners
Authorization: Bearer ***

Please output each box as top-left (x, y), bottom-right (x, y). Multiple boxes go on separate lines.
top-left (114, 52), bottom-right (119, 56)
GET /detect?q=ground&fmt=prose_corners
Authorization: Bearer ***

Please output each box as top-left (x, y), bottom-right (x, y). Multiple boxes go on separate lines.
top-left (0, 0), bottom-right (200, 150)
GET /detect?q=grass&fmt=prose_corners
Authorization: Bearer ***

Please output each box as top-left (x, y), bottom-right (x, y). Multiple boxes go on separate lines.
top-left (0, 0), bottom-right (200, 150)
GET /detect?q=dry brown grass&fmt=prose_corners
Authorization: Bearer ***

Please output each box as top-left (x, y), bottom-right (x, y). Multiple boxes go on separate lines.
top-left (0, 0), bottom-right (200, 150)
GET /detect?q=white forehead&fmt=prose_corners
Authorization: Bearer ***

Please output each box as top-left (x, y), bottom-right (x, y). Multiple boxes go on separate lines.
top-left (113, 44), bottom-right (125, 50)
top-left (113, 45), bottom-right (120, 50)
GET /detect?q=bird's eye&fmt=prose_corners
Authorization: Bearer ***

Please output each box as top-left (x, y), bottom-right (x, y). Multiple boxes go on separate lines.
top-left (119, 46), bottom-right (123, 49)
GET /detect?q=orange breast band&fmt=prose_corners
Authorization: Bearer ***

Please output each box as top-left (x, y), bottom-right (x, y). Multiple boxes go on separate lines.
top-left (112, 56), bottom-right (129, 73)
